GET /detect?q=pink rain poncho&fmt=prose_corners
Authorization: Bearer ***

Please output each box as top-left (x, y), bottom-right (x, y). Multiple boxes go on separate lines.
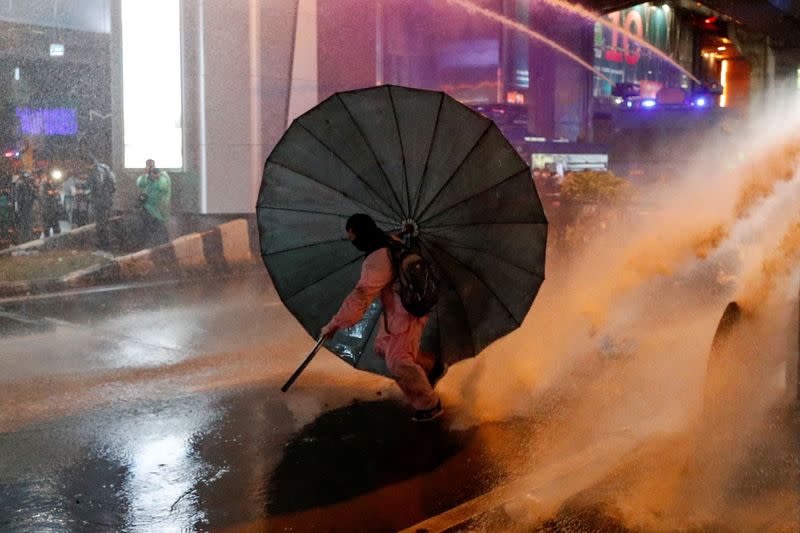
top-left (325, 247), bottom-right (439, 410)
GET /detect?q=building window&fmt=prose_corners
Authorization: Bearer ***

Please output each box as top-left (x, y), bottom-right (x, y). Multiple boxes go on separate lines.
top-left (121, 0), bottom-right (183, 169)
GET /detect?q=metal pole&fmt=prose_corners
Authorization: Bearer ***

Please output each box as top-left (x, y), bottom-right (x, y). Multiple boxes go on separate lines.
top-left (281, 337), bottom-right (325, 392)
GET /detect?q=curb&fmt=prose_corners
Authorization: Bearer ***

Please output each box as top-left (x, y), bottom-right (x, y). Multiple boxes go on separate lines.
top-left (0, 219), bottom-right (261, 298)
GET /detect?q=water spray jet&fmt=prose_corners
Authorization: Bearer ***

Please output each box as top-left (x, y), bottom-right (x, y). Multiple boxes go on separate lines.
top-left (444, 0), bottom-right (613, 83)
top-left (536, 0), bottom-right (701, 85)
top-left (444, 87), bottom-right (800, 532)
top-left (577, 133), bottom-right (800, 329)
top-left (737, 220), bottom-right (800, 312)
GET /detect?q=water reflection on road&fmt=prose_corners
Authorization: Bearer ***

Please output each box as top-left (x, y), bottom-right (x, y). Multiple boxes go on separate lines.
top-left (0, 274), bottom-right (797, 531)
top-left (0, 274), bottom-right (500, 531)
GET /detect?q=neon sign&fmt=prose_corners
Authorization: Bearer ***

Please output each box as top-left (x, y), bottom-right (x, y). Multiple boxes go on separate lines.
top-left (604, 10), bottom-right (643, 65)
top-left (15, 107), bottom-right (78, 136)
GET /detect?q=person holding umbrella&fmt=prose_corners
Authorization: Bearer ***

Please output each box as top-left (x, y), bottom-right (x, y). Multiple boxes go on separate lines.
top-left (260, 86), bottom-right (547, 424)
top-left (320, 213), bottom-right (445, 422)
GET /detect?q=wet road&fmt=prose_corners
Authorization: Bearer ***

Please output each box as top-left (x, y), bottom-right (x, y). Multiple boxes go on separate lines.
top-left (0, 273), bottom-right (529, 532)
top-left (1, 273), bottom-right (798, 532)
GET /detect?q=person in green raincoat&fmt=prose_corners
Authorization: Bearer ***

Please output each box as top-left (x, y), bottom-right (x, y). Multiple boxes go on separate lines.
top-left (135, 159), bottom-right (171, 248)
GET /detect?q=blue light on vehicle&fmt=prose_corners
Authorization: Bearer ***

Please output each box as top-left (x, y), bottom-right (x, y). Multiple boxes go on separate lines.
top-left (626, 100), bottom-right (633, 108)
top-left (641, 99), bottom-right (656, 109)
top-left (693, 97), bottom-right (707, 107)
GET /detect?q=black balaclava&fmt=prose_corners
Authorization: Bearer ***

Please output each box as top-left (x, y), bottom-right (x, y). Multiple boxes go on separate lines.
top-left (346, 213), bottom-right (387, 255)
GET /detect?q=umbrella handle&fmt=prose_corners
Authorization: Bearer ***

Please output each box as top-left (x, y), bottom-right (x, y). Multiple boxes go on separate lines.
top-left (281, 336), bottom-right (325, 392)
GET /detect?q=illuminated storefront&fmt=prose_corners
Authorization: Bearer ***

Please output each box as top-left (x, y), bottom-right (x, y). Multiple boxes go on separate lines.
top-left (593, 3), bottom-right (694, 101)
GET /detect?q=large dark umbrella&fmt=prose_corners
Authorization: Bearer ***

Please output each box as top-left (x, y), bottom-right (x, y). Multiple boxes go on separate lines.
top-left (257, 85), bottom-right (547, 382)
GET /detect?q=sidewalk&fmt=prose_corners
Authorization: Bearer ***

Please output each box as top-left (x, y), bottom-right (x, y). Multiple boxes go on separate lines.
top-left (0, 218), bottom-right (261, 299)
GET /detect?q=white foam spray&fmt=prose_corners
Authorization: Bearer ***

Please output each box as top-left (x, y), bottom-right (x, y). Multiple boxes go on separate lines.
top-left (441, 86), bottom-right (800, 530)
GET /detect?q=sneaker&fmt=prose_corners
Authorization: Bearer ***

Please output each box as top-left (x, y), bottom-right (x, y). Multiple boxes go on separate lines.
top-left (412, 400), bottom-right (443, 422)
top-left (427, 358), bottom-right (449, 388)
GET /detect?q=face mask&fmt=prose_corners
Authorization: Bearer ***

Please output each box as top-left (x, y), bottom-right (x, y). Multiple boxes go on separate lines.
top-left (351, 234), bottom-right (370, 252)
top-left (348, 227), bottom-right (386, 254)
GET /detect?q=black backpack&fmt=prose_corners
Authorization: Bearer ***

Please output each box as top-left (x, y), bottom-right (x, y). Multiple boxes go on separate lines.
top-left (386, 239), bottom-right (440, 317)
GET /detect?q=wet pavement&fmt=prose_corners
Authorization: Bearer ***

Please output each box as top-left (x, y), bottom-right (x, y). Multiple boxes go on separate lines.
top-left (0, 273), bottom-right (529, 531)
top-left (0, 382), bottom-right (523, 532)
top-left (1, 273), bottom-right (798, 532)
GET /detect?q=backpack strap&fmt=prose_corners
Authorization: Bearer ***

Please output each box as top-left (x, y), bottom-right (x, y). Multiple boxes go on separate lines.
top-left (381, 240), bottom-right (406, 335)
top-left (381, 238), bottom-right (409, 335)
top-left (382, 244), bottom-right (394, 335)
top-left (382, 304), bottom-right (391, 335)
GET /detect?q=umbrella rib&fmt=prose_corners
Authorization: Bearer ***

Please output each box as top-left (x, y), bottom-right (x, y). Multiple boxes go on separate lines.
top-left (282, 254), bottom-right (364, 302)
top-left (425, 221), bottom-right (548, 229)
top-left (418, 168), bottom-right (531, 226)
top-left (263, 236), bottom-right (349, 256)
top-left (425, 238), bottom-right (522, 327)
top-left (410, 92), bottom-right (444, 218)
top-left (259, 206), bottom-right (393, 230)
top-left (387, 86), bottom-right (412, 217)
top-left (421, 232), bottom-right (543, 277)
top-left (258, 204), bottom-right (342, 219)
top-left (418, 240), bottom-right (479, 355)
top-left (414, 122), bottom-right (493, 222)
top-left (258, 163), bottom-right (395, 225)
top-left (294, 122), bottom-right (402, 219)
top-left (336, 92), bottom-right (406, 218)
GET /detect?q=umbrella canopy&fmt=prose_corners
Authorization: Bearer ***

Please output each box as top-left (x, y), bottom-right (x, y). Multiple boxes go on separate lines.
top-left (257, 85), bottom-right (547, 377)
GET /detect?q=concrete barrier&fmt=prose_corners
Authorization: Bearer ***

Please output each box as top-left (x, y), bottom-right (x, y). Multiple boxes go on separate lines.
top-left (0, 217), bottom-right (260, 298)
top-left (220, 219), bottom-right (253, 264)
top-left (173, 232), bottom-right (207, 269)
